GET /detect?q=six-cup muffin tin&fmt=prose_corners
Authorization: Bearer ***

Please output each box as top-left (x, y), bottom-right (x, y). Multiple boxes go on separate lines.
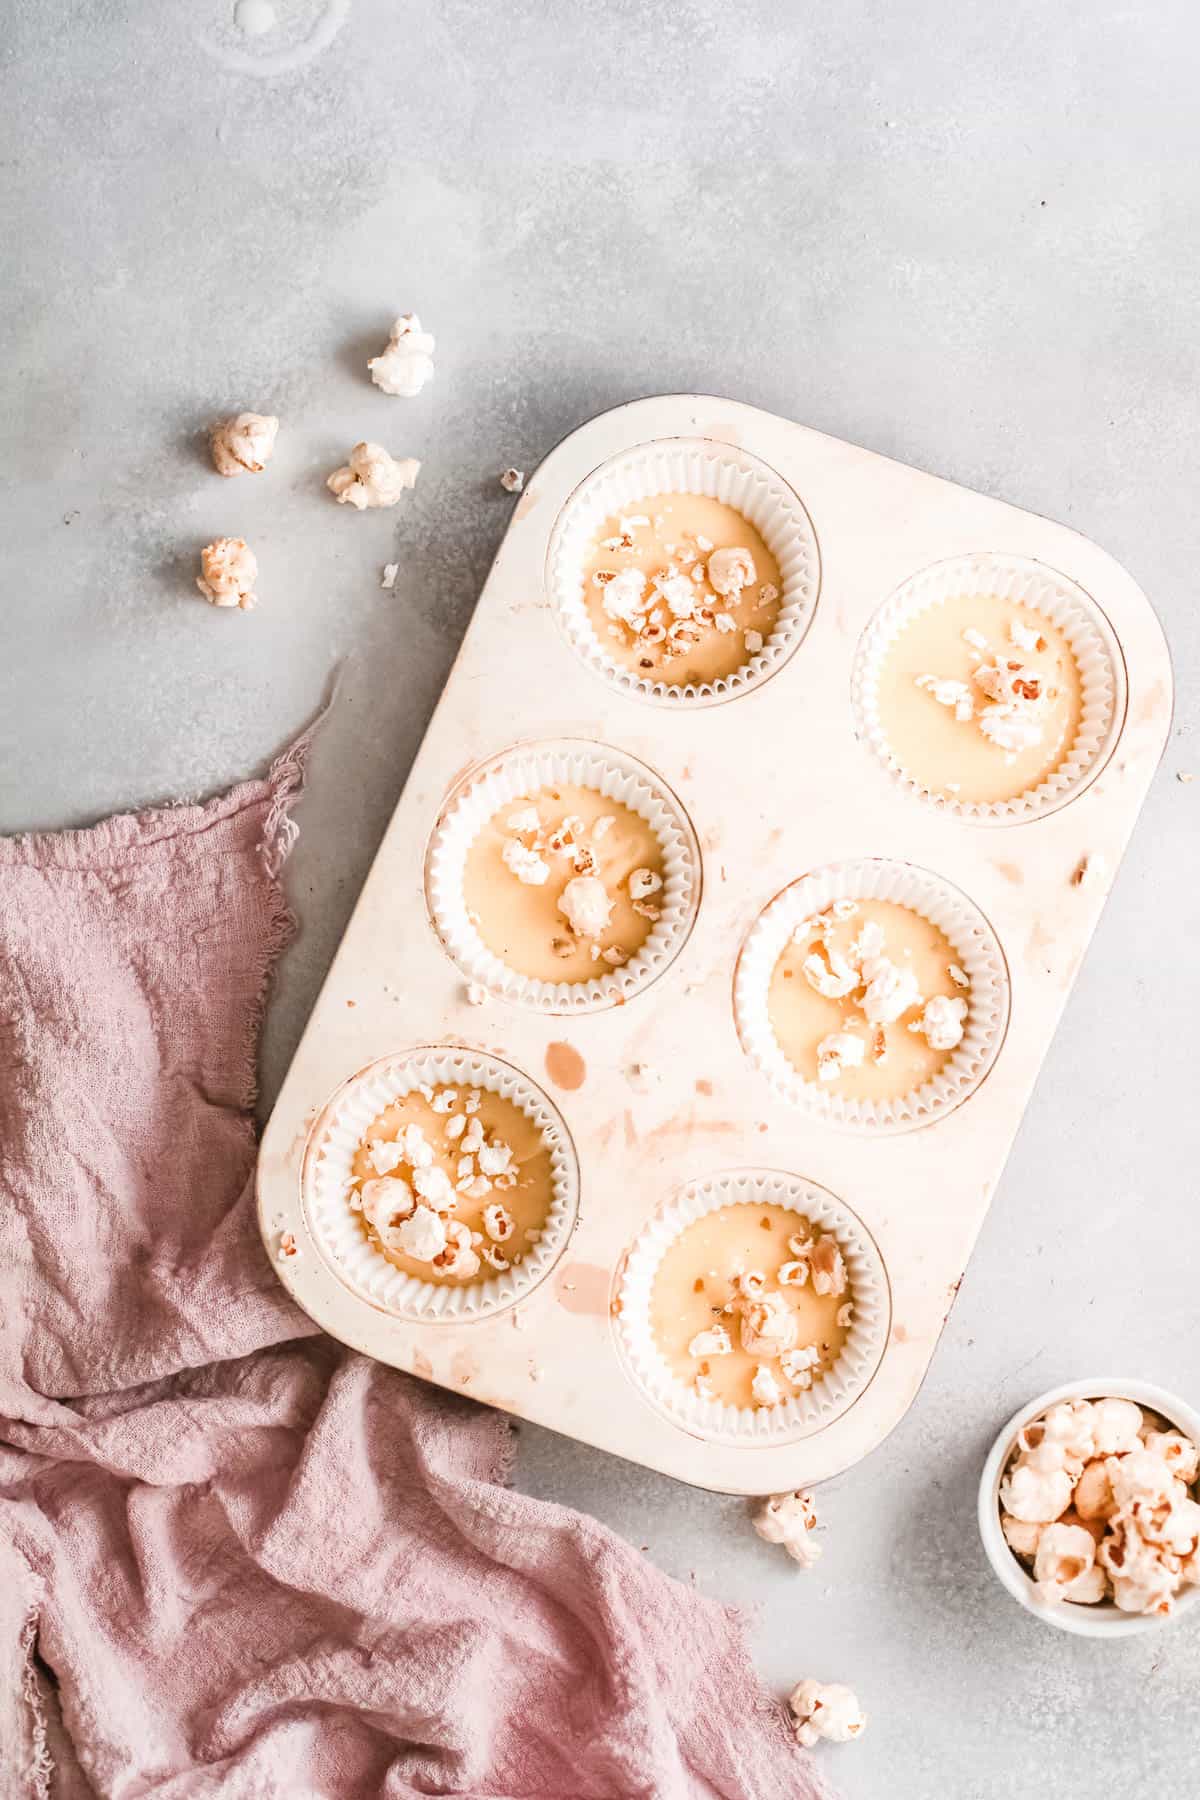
top-left (256, 394), bottom-right (1172, 1495)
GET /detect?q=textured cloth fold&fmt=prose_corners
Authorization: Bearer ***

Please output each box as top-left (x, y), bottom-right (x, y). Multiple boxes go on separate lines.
top-left (0, 729), bottom-right (827, 1800)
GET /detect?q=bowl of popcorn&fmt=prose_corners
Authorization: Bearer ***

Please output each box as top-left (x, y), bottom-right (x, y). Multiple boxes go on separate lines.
top-left (978, 1380), bottom-right (1200, 1637)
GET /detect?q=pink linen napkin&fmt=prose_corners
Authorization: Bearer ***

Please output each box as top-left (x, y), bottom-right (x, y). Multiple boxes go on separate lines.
top-left (0, 725), bottom-right (831, 1800)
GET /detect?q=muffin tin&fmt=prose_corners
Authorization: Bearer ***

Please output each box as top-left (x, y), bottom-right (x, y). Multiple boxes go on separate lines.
top-left (256, 393), bottom-right (1172, 1495)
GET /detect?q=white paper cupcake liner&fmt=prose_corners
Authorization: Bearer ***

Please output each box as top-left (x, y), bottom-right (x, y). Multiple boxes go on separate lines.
top-left (545, 437), bottom-right (820, 708)
top-left (425, 738), bottom-right (701, 1014)
top-left (734, 858), bottom-right (1010, 1134)
top-left (850, 552), bottom-right (1127, 823)
top-left (614, 1170), bottom-right (890, 1447)
top-left (301, 1047), bottom-right (580, 1321)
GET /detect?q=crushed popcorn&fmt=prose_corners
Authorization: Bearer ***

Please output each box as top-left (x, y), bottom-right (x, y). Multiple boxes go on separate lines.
top-left (707, 545), bottom-right (756, 596)
top-left (628, 867), bottom-right (663, 902)
top-left (196, 537), bottom-right (258, 611)
top-left (327, 443), bottom-right (420, 509)
top-left (557, 874), bottom-right (613, 939)
top-left (751, 1364), bottom-right (783, 1407)
top-left (816, 1030), bottom-right (866, 1083)
top-left (276, 1231), bottom-right (301, 1262)
top-left (754, 1490), bottom-right (821, 1566)
top-left (499, 467), bottom-right (525, 493)
top-left (909, 992), bottom-right (968, 1051)
top-left (368, 312), bottom-right (436, 397)
top-left (501, 839), bottom-right (551, 885)
top-left (209, 411), bottom-right (278, 477)
top-left (381, 562), bottom-right (400, 589)
top-left (688, 1324), bottom-right (733, 1359)
top-left (739, 1291), bottom-right (798, 1359)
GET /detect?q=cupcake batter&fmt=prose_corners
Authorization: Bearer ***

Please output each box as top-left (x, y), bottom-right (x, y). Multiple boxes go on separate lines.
top-left (768, 899), bottom-right (967, 1102)
top-left (581, 494), bottom-right (782, 688)
top-left (651, 1203), bottom-right (852, 1409)
top-left (876, 594), bottom-right (1082, 804)
top-left (349, 1085), bottom-right (553, 1286)
top-left (463, 783), bottom-right (665, 983)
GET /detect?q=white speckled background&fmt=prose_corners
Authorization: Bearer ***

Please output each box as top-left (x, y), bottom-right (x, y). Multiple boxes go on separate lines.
top-left (2, 3), bottom-right (1197, 1794)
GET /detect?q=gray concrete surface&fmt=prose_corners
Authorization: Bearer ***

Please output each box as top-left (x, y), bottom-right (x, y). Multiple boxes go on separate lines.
top-left (3, 2), bottom-right (1198, 1794)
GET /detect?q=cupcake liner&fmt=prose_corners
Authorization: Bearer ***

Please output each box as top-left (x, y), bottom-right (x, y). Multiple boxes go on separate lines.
top-left (850, 552), bottom-right (1127, 823)
top-left (614, 1170), bottom-right (890, 1447)
top-left (425, 738), bottom-right (701, 1014)
top-left (545, 437), bottom-right (820, 708)
top-left (301, 1047), bottom-right (580, 1321)
top-left (734, 858), bottom-right (1010, 1134)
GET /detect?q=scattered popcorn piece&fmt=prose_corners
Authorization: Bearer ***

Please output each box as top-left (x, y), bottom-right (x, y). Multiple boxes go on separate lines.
top-left (499, 467), bottom-right (525, 493)
top-left (744, 629), bottom-right (764, 654)
top-left (909, 993), bottom-right (968, 1051)
top-left (601, 565), bottom-right (649, 626)
top-left (962, 626), bottom-right (990, 650)
top-left (557, 875), bottom-right (613, 938)
top-left (1009, 618), bottom-right (1047, 653)
top-left (734, 1270), bottom-right (767, 1298)
top-left (706, 546), bottom-right (756, 597)
top-left (209, 412), bottom-right (279, 477)
top-left (788, 1680), bottom-right (867, 1749)
top-left (802, 946), bottom-right (860, 1000)
top-left (1143, 1431), bottom-right (1200, 1484)
top-left (759, 582), bottom-right (779, 603)
top-left (816, 1030), bottom-right (866, 1083)
top-left (777, 1259), bottom-right (810, 1289)
top-left (810, 1235), bottom-right (847, 1298)
top-left (780, 1344), bottom-right (820, 1388)
top-left (739, 1292), bottom-right (798, 1358)
top-left (477, 1140), bottom-right (514, 1179)
top-left (196, 537), bottom-right (258, 611)
top-left (399, 1123), bottom-right (435, 1169)
top-left (751, 1364), bottom-right (784, 1407)
top-left (502, 839), bottom-right (552, 885)
top-left (445, 1114), bottom-right (467, 1141)
top-left (1178, 771), bottom-right (1195, 784)
top-left (1001, 1513), bottom-right (1045, 1558)
top-left (915, 674), bottom-right (975, 721)
top-left (754, 1491), bottom-right (821, 1564)
top-left (1073, 1459), bottom-right (1117, 1522)
top-left (948, 963), bottom-right (970, 989)
top-left (978, 700), bottom-right (1044, 752)
top-left (1071, 852), bottom-right (1108, 889)
top-left (361, 1176), bottom-right (417, 1245)
top-left (381, 562), bottom-right (400, 590)
top-left (465, 983), bottom-right (490, 1007)
top-left (592, 814), bottom-right (616, 841)
top-left (368, 1138), bottom-right (405, 1176)
top-left (436, 1218), bottom-right (480, 1279)
top-left (504, 805), bottom-right (541, 835)
top-left (368, 312), bottom-right (436, 397)
top-left (396, 1206), bottom-right (447, 1262)
top-left (413, 1165), bottom-right (455, 1210)
top-left (327, 443), bottom-right (420, 510)
top-left (859, 956), bottom-right (922, 1025)
top-left (628, 867), bottom-right (663, 902)
top-left (688, 1324), bottom-right (733, 1359)
top-left (836, 1301), bottom-right (854, 1329)
top-left (276, 1230), bottom-right (301, 1262)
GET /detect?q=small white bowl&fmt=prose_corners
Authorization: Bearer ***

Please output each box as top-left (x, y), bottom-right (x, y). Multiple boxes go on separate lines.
top-left (978, 1378), bottom-right (1200, 1638)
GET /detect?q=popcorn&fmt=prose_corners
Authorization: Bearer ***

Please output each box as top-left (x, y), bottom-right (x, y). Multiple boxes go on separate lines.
top-left (601, 566), bottom-right (649, 626)
top-left (1001, 1513), bottom-right (1045, 1558)
top-left (1143, 1431), bottom-right (1200, 1484)
top-left (858, 955), bottom-right (922, 1025)
top-left (788, 1680), bottom-right (867, 1749)
top-left (948, 963), bottom-right (970, 989)
top-left (499, 467), bottom-right (525, 493)
top-left (465, 984), bottom-right (490, 1007)
top-left (706, 546), bottom-right (756, 596)
top-left (413, 1165), bottom-right (455, 1211)
top-left (628, 868), bottom-right (663, 902)
top-left (482, 1202), bottom-right (514, 1245)
top-left (1109, 1450), bottom-right (1177, 1510)
top-left (915, 674), bottom-right (975, 721)
top-left (999, 1463), bottom-right (1073, 1524)
top-left (753, 1490), bottom-right (821, 1566)
top-left (836, 1301), bottom-right (854, 1329)
top-left (381, 562), bottom-right (400, 590)
top-left (739, 1292), bottom-right (797, 1358)
top-left (974, 660), bottom-right (1043, 705)
top-left (687, 1324), bottom-right (732, 1358)
top-left (816, 1030), bottom-right (866, 1082)
top-left (196, 537), bottom-right (258, 610)
top-left (810, 1235), bottom-right (847, 1298)
top-left (654, 570), bottom-right (700, 618)
top-left (802, 946), bottom-right (860, 999)
top-left (327, 443), bottom-right (420, 509)
top-left (361, 1176), bottom-right (417, 1237)
top-left (1033, 1521), bottom-right (1097, 1603)
top-left (909, 993), bottom-right (968, 1051)
top-left (399, 1123), bottom-right (435, 1169)
top-left (1090, 1398), bottom-right (1143, 1455)
top-left (1072, 1460), bottom-right (1117, 1521)
top-left (209, 411), bottom-right (278, 477)
top-left (505, 806), bottom-right (541, 834)
top-left (396, 1206), bottom-right (447, 1262)
top-left (501, 839), bottom-right (551, 885)
top-left (557, 875), bottom-right (613, 938)
top-left (777, 1259), bottom-right (810, 1289)
top-left (780, 1344), bottom-right (820, 1388)
top-left (733, 1270), bottom-right (767, 1298)
top-left (367, 312), bottom-right (436, 397)
top-left (368, 1138), bottom-right (405, 1176)
top-left (744, 629), bottom-right (764, 654)
top-left (978, 700), bottom-right (1044, 752)
top-left (846, 919), bottom-right (884, 967)
top-left (751, 1364), bottom-right (783, 1407)
top-left (435, 1218), bottom-right (481, 1279)
top-left (276, 1231), bottom-right (301, 1262)
top-left (1009, 618), bottom-right (1046, 653)
top-left (477, 1140), bottom-right (515, 1179)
